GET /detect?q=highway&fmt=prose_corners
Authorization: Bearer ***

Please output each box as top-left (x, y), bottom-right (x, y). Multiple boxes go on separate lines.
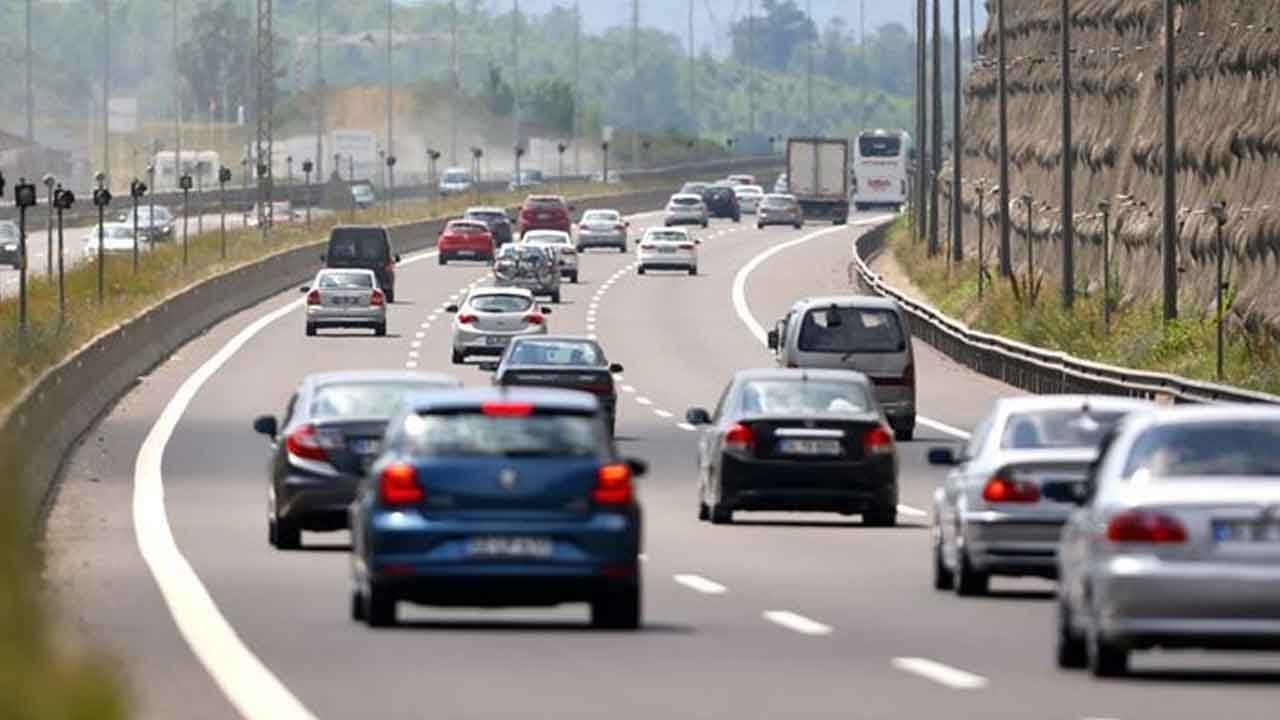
top-left (45, 208), bottom-right (1280, 719)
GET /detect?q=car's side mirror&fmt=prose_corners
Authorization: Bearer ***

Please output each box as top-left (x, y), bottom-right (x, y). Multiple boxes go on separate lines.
top-left (927, 447), bottom-right (958, 467)
top-left (253, 415), bottom-right (278, 437)
top-left (445, 304), bottom-right (459, 313)
top-left (299, 285), bottom-right (310, 293)
top-left (541, 306), bottom-right (553, 315)
top-left (685, 407), bottom-right (712, 426)
top-left (766, 329), bottom-right (780, 350)
top-left (477, 361), bottom-right (500, 372)
top-left (394, 254), bottom-right (401, 263)
top-left (626, 458), bottom-right (648, 477)
top-left (609, 363), bottom-right (624, 374)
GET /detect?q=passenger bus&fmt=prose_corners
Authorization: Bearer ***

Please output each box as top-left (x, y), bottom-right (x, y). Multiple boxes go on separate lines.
top-left (851, 129), bottom-right (911, 212)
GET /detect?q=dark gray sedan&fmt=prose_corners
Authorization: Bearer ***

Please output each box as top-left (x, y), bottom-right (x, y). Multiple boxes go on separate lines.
top-left (0, 221), bottom-right (19, 268)
top-left (252, 370), bottom-right (461, 549)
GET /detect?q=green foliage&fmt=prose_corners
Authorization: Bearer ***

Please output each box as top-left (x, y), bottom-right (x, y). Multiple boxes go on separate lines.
top-left (483, 63), bottom-right (516, 118)
top-left (522, 78), bottom-right (575, 136)
top-left (730, 0), bottom-right (818, 71)
top-left (176, 0), bottom-right (253, 122)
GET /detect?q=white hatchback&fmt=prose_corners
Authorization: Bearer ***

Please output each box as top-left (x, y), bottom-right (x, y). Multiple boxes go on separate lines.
top-left (734, 184), bottom-right (765, 214)
top-left (520, 229), bottom-right (579, 283)
top-left (637, 227), bottom-right (698, 276)
top-left (446, 287), bottom-right (550, 364)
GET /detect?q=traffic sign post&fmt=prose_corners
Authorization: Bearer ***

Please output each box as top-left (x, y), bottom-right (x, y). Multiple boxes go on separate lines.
top-left (218, 166), bottom-right (233, 259)
top-left (179, 173), bottom-right (193, 269)
top-left (92, 173), bottom-right (111, 304)
top-left (129, 178), bottom-right (148, 273)
top-left (53, 185), bottom-right (75, 320)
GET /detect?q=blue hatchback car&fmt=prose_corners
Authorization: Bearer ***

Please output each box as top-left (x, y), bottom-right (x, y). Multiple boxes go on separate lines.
top-left (349, 387), bottom-right (647, 629)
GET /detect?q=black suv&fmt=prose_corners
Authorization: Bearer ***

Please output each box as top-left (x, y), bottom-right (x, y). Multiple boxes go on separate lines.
top-left (701, 184), bottom-right (741, 222)
top-left (323, 226), bottom-right (401, 302)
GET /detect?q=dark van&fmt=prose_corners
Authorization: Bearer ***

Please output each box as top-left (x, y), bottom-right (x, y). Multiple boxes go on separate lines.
top-left (323, 226), bottom-right (400, 302)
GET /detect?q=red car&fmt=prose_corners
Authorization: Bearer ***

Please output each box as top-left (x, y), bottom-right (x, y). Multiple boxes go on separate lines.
top-left (437, 220), bottom-right (495, 265)
top-left (518, 195), bottom-right (573, 237)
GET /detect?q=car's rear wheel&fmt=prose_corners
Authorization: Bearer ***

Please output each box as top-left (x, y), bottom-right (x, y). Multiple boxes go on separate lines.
top-left (570, 271), bottom-right (579, 284)
top-left (1057, 600), bottom-right (1088, 669)
top-left (756, 222), bottom-right (764, 229)
top-left (794, 223), bottom-right (802, 230)
top-left (385, 288), bottom-right (395, 303)
top-left (637, 265), bottom-right (646, 275)
top-left (591, 584), bottom-right (641, 630)
top-left (374, 323), bottom-right (387, 337)
top-left (305, 323), bottom-right (316, 337)
top-left (270, 515), bottom-right (300, 550)
top-left (894, 424), bottom-right (915, 442)
top-left (954, 549), bottom-right (989, 596)
top-left (688, 266), bottom-right (697, 276)
top-left (350, 590), bottom-right (366, 622)
top-left (698, 499), bottom-right (710, 521)
top-left (933, 536), bottom-right (955, 590)
top-left (701, 221), bottom-right (708, 228)
top-left (365, 584), bottom-right (397, 628)
top-left (451, 348), bottom-right (464, 364)
top-left (438, 254), bottom-right (446, 265)
top-left (863, 504), bottom-right (898, 527)
top-left (618, 244), bottom-right (627, 253)
top-left (551, 290), bottom-right (562, 304)
top-left (1088, 625), bottom-right (1128, 677)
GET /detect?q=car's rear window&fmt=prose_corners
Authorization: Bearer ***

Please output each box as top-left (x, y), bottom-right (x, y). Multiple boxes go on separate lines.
top-left (1000, 410), bottom-right (1128, 450)
top-left (443, 171), bottom-right (470, 182)
top-left (739, 380), bottom-right (871, 416)
top-left (448, 222), bottom-right (488, 235)
top-left (859, 135), bottom-right (903, 158)
top-left (524, 197), bottom-right (566, 210)
top-left (646, 231), bottom-right (688, 243)
top-left (471, 294), bottom-right (533, 313)
top-left (317, 272), bottom-right (374, 289)
top-left (798, 307), bottom-right (906, 353)
top-left (671, 196), bottom-right (701, 206)
top-left (583, 211), bottom-right (619, 222)
top-left (704, 187), bottom-right (734, 199)
top-left (311, 382), bottom-right (433, 420)
top-left (403, 412), bottom-right (602, 457)
top-left (466, 211), bottom-right (506, 223)
top-left (762, 196), bottom-right (795, 208)
top-left (0, 223), bottom-right (17, 239)
top-left (509, 340), bottom-right (604, 366)
top-left (680, 183), bottom-right (707, 194)
top-left (524, 233), bottom-right (570, 245)
top-left (328, 228), bottom-right (390, 261)
top-left (1122, 422), bottom-right (1280, 479)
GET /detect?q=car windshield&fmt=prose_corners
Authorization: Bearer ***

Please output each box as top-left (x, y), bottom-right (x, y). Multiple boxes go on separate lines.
top-left (525, 233), bottom-right (569, 245)
top-left (736, 186), bottom-right (763, 195)
top-left (352, 186), bottom-right (374, 198)
top-left (680, 183), bottom-right (707, 194)
top-left (508, 340), bottom-right (604, 366)
top-left (762, 196), bottom-right (794, 208)
top-left (0, 223), bottom-right (18, 239)
top-left (310, 382), bottom-right (430, 420)
top-left (739, 380), bottom-right (871, 416)
top-left (500, 245), bottom-right (550, 261)
top-left (704, 187), bottom-right (734, 199)
top-left (1000, 410), bottom-right (1129, 450)
top-left (671, 196), bottom-right (701, 206)
top-left (471, 294), bottom-right (533, 313)
top-left (798, 307), bottom-right (906, 353)
top-left (646, 231), bottom-right (687, 243)
top-left (105, 227), bottom-right (134, 239)
top-left (443, 171), bottom-right (469, 183)
top-left (525, 198), bottom-right (565, 210)
top-left (317, 272), bottom-right (374, 289)
top-left (448, 222), bottom-right (488, 235)
top-left (402, 412), bottom-right (601, 458)
top-left (859, 135), bottom-right (903, 158)
top-left (126, 208), bottom-right (171, 223)
top-left (1122, 422), bottom-right (1280, 479)
top-left (328, 229), bottom-right (389, 261)
top-left (583, 211), bottom-right (619, 223)
top-left (466, 211), bottom-right (506, 223)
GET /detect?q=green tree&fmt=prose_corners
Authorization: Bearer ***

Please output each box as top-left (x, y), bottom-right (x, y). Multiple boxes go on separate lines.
top-left (482, 63), bottom-right (515, 117)
top-left (522, 78), bottom-right (575, 135)
top-left (731, 0), bottom-right (817, 72)
top-left (176, 0), bottom-right (253, 121)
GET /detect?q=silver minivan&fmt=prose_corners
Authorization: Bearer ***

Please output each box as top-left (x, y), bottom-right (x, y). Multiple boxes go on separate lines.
top-left (768, 295), bottom-right (916, 440)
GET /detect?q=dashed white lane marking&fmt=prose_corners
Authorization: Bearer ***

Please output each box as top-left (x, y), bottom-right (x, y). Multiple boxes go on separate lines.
top-left (419, 322), bottom-right (430, 329)
top-left (918, 416), bottom-right (971, 440)
top-left (897, 504), bottom-right (929, 518)
top-left (415, 331), bottom-right (425, 339)
top-left (891, 658), bottom-right (989, 690)
top-left (621, 385), bottom-right (636, 393)
top-left (763, 610), bottom-right (833, 637)
top-left (405, 361), bottom-right (418, 369)
top-left (408, 350), bottom-right (419, 359)
top-left (674, 574), bottom-right (728, 595)
top-left (636, 397), bottom-right (653, 406)
top-left (677, 422), bottom-right (697, 431)
top-left (654, 409), bottom-right (673, 419)
top-left (410, 341), bottom-right (422, 349)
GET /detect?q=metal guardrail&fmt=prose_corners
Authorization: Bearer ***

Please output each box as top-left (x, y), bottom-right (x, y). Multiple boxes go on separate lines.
top-left (851, 225), bottom-right (1280, 406)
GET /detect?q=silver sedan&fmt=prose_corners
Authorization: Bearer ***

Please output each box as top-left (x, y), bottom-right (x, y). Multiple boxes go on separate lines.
top-left (928, 395), bottom-right (1152, 595)
top-left (575, 209), bottom-right (629, 252)
top-left (1058, 405), bottom-right (1280, 677)
top-left (303, 268), bottom-right (387, 337)
top-left (447, 286), bottom-right (550, 364)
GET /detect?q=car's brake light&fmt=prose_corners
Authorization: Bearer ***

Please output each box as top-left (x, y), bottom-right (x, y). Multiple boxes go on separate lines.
top-left (1106, 510), bottom-right (1187, 544)
top-left (379, 462), bottom-right (424, 506)
top-left (562, 247), bottom-right (576, 255)
top-left (861, 426), bottom-right (895, 456)
top-left (615, 223), bottom-right (626, 231)
top-left (457, 313), bottom-right (477, 324)
top-left (593, 463), bottom-right (633, 505)
top-left (370, 289), bottom-right (385, 306)
top-left (285, 423), bottom-right (341, 462)
top-left (523, 313), bottom-right (544, 325)
top-left (724, 423), bottom-right (755, 453)
top-left (306, 289), bottom-right (321, 305)
top-left (677, 243), bottom-right (694, 250)
top-left (640, 243), bottom-right (655, 250)
top-left (982, 473), bottom-right (1041, 503)
top-left (481, 402), bottom-right (534, 417)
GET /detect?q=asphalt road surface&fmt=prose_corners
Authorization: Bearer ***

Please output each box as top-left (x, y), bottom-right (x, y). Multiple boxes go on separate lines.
top-left (46, 208), bottom-right (1280, 719)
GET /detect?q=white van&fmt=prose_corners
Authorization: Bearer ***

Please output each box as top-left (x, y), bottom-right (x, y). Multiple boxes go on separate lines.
top-left (852, 129), bottom-right (911, 212)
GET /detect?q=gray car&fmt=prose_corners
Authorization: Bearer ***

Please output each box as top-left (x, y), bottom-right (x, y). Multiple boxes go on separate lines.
top-left (303, 268), bottom-right (387, 337)
top-left (1057, 405), bottom-right (1280, 677)
top-left (0, 220), bottom-right (20, 268)
top-left (757, 194), bottom-right (803, 229)
top-left (252, 370), bottom-right (461, 549)
top-left (664, 193), bottom-right (709, 228)
top-left (576, 208), bottom-right (629, 252)
top-left (493, 243), bottom-right (562, 303)
top-left (928, 395), bottom-right (1153, 596)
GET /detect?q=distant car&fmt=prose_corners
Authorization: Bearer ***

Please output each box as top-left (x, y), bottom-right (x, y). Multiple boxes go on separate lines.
top-left (485, 335), bottom-right (624, 436)
top-left (701, 184), bottom-right (741, 222)
top-left (81, 223), bottom-right (141, 259)
top-left (0, 220), bottom-right (20, 268)
top-left (575, 209), bottom-right (628, 253)
top-left (591, 170), bottom-right (623, 185)
top-left (637, 226), bottom-right (698, 276)
top-left (323, 225), bottom-right (400, 302)
top-left (248, 201), bottom-right (301, 227)
top-left (685, 368), bottom-right (898, 526)
top-left (725, 174), bottom-right (756, 186)
top-left (349, 387), bottom-right (647, 629)
top-left (679, 181), bottom-right (709, 195)
top-left (757, 193), bottom-right (803, 229)
top-left (663, 193), bottom-right (709, 228)
top-left (734, 184), bottom-right (765, 214)
top-left (437, 219), bottom-right (495, 265)
top-left (302, 268), bottom-right (387, 337)
top-left (117, 206), bottom-right (174, 242)
top-left (508, 169), bottom-right (545, 191)
top-left (518, 195), bottom-right (573, 236)
top-left (773, 173), bottom-right (789, 194)
top-left (464, 206), bottom-right (514, 246)
top-left (927, 395), bottom-right (1154, 596)
top-left (494, 242), bottom-right (562, 303)
top-left (252, 370), bottom-right (461, 549)
top-left (438, 167), bottom-right (474, 196)
top-left (351, 184), bottom-right (376, 209)
top-left (1058, 405), bottom-right (1280, 677)
top-left (521, 229), bottom-right (579, 283)
top-left (447, 286), bottom-right (550, 364)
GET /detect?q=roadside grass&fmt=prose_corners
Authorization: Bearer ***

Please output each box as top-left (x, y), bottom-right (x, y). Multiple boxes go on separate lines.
top-left (887, 220), bottom-right (1280, 396)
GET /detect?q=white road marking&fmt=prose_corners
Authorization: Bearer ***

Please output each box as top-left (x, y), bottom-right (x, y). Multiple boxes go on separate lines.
top-left (891, 657), bottom-right (989, 690)
top-left (918, 416), bottom-right (971, 440)
top-left (621, 385), bottom-right (636, 393)
top-left (636, 397), bottom-right (653, 406)
top-left (408, 350), bottom-right (419, 359)
top-left (405, 361), bottom-right (418, 369)
top-left (674, 574), bottom-right (728, 595)
top-left (415, 332), bottom-right (425, 339)
top-left (763, 610), bottom-right (833, 637)
top-left (410, 341), bottom-right (421, 349)
top-left (587, 333), bottom-right (597, 340)
top-left (897, 504), bottom-right (929, 518)
top-left (677, 422), bottom-right (697, 431)
top-left (654, 409), bottom-right (673, 419)
top-left (420, 322), bottom-right (430, 329)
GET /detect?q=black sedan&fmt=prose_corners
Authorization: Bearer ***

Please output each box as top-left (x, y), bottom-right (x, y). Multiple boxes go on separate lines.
top-left (252, 370), bottom-right (461, 549)
top-left (481, 335), bottom-right (623, 436)
top-left (464, 206), bottom-right (515, 246)
top-left (701, 183), bottom-right (741, 222)
top-left (686, 368), bottom-right (899, 526)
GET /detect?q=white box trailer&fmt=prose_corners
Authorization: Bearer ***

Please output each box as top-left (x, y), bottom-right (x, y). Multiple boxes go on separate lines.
top-left (786, 137), bottom-right (849, 225)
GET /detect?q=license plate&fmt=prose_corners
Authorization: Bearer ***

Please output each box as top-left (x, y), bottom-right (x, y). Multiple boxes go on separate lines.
top-left (466, 536), bottom-right (553, 559)
top-left (778, 439), bottom-right (842, 456)
top-left (1214, 519), bottom-right (1280, 543)
top-left (457, 249), bottom-right (475, 256)
top-left (658, 247), bottom-right (676, 253)
top-left (350, 438), bottom-right (381, 455)
top-left (538, 213), bottom-right (551, 220)
top-left (328, 296), bottom-right (359, 306)
top-left (484, 335), bottom-right (507, 346)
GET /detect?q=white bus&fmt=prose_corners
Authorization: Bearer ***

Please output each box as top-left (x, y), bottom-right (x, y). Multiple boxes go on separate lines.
top-left (852, 129), bottom-right (911, 212)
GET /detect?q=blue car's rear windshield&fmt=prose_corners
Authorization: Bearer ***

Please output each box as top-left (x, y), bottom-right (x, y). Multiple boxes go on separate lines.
top-left (402, 412), bottom-right (603, 458)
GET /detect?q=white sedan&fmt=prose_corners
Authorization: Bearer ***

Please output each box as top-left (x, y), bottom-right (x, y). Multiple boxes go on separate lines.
top-left (82, 223), bottom-right (142, 260)
top-left (520, 229), bottom-right (579, 283)
top-left (637, 227), bottom-right (698, 276)
top-left (734, 184), bottom-right (765, 214)
top-left (446, 287), bottom-right (551, 364)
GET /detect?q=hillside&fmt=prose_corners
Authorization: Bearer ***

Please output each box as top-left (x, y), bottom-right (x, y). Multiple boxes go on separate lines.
top-left (951, 1), bottom-right (1280, 333)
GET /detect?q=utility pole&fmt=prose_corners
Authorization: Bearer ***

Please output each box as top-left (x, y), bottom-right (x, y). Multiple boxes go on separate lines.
top-left (860, 0), bottom-right (866, 47)
top-left (748, 0), bottom-right (756, 139)
top-left (385, 0), bottom-right (393, 197)
top-left (997, 0), bottom-right (1012, 276)
top-left (806, 0), bottom-right (814, 133)
top-left (256, 0), bottom-right (274, 234)
top-left (25, 0), bottom-right (34, 147)
top-left (632, 0), bottom-right (640, 170)
top-left (450, 0), bottom-right (458, 165)
top-left (928, 0), bottom-right (942, 257)
top-left (970, 0), bottom-right (977, 61)
top-left (314, 0), bottom-right (324, 178)
top-left (951, 0), bottom-right (963, 263)
top-left (1162, 0), bottom-right (1178, 321)
top-left (103, 0), bottom-right (111, 187)
top-left (174, 0), bottom-right (182, 194)
top-left (1061, 0), bottom-right (1075, 308)
top-left (915, 0), bottom-right (926, 244)
top-left (573, 0), bottom-right (581, 173)
top-left (513, 0), bottom-right (522, 181)
top-left (689, 0), bottom-right (696, 135)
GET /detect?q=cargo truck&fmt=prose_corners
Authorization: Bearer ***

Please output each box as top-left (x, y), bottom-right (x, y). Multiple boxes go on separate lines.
top-left (786, 137), bottom-right (849, 225)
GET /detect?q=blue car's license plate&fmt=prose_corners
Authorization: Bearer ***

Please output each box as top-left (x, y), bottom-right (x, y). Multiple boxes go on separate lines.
top-left (466, 536), bottom-right (554, 559)
top-left (350, 438), bottom-right (380, 455)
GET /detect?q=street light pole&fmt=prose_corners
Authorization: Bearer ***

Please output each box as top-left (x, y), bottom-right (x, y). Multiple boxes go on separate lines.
top-left (914, 0), bottom-right (926, 244)
top-left (54, 185), bottom-right (71, 320)
top-left (1023, 193), bottom-right (1034, 301)
top-left (951, 0), bottom-right (963, 264)
top-left (1212, 202), bottom-right (1228, 379)
top-left (997, 0), bottom-right (1012, 277)
top-left (1099, 200), bottom-right (1112, 333)
top-left (928, 0), bottom-right (943, 257)
top-left (93, 173), bottom-right (109, 304)
top-left (1060, 0), bottom-right (1075, 308)
top-left (977, 182), bottom-right (986, 299)
top-left (1161, 0), bottom-right (1179, 322)
top-left (43, 175), bottom-right (55, 278)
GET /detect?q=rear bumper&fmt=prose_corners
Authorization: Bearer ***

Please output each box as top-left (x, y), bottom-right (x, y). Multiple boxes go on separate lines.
top-left (638, 251), bottom-right (696, 269)
top-left (452, 325), bottom-right (544, 355)
top-left (306, 306), bottom-right (386, 327)
top-left (962, 513), bottom-right (1066, 577)
top-left (720, 453), bottom-right (896, 512)
top-left (577, 232), bottom-right (625, 247)
top-left (279, 472), bottom-right (359, 529)
top-left (664, 214), bottom-right (705, 226)
top-left (758, 213), bottom-right (801, 226)
top-left (439, 244), bottom-right (493, 259)
top-left (494, 278), bottom-right (559, 296)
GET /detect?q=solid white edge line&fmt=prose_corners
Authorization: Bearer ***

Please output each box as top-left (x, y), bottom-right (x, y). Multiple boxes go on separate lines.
top-left (896, 504), bottom-right (929, 518)
top-left (891, 657), bottom-right (989, 690)
top-left (677, 422), bottom-right (697, 431)
top-left (763, 610), bottom-right (833, 636)
top-left (918, 416), bottom-right (971, 440)
top-left (654, 409), bottom-right (673, 419)
top-left (673, 573), bottom-right (728, 595)
top-left (635, 397), bottom-right (653, 406)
